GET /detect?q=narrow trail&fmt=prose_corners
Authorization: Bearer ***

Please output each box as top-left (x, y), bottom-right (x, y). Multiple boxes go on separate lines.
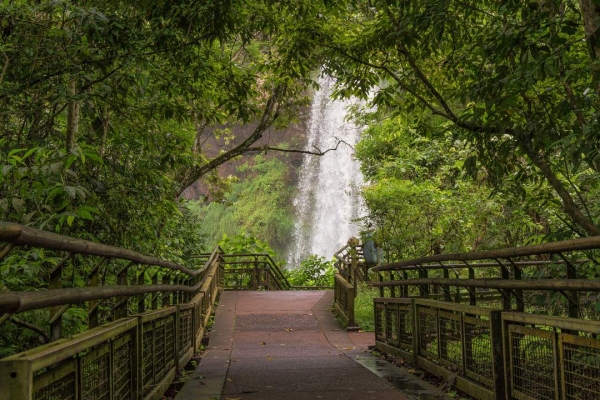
top-left (176, 291), bottom-right (444, 400)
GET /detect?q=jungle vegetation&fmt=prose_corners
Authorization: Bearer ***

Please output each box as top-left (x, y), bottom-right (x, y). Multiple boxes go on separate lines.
top-left (1, 0), bottom-right (600, 346)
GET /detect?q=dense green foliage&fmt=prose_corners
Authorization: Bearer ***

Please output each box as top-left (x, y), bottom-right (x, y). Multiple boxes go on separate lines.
top-left (192, 155), bottom-right (296, 256)
top-left (354, 284), bottom-right (379, 332)
top-left (355, 117), bottom-right (564, 259)
top-left (319, 0), bottom-right (600, 257)
top-left (3, 0), bottom-right (600, 353)
top-left (0, 0), bottom-right (335, 355)
top-left (286, 255), bottom-right (335, 287)
top-left (0, 0), bottom-right (334, 248)
top-left (218, 231), bottom-right (279, 259)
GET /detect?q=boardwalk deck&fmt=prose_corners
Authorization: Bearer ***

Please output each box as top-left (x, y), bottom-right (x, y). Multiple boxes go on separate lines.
top-left (176, 291), bottom-right (444, 400)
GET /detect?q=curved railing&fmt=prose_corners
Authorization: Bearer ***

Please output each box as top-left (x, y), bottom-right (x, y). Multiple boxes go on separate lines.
top-left (370, 236), bottom-right (600, 400)
top-left (0, 222), bottom-right (292, 400)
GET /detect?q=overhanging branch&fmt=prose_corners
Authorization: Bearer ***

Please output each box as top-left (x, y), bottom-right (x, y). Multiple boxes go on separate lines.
top-left (177, 84), bottom-right (287, 195)
top-left (10, 317), bottom-right (50, 343)
top-left (327, 44), bottom-right (507, 135)
top-left (247, 138), bottom-right (353, 156)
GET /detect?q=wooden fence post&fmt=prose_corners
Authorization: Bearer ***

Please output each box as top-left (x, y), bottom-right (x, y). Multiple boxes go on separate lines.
top-left (49, 254), bottom-right (70, 341)
top-left (490, 310), bottom-right (506, 400)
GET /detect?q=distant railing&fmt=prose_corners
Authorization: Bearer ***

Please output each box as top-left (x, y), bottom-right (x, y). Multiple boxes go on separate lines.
top-left (0, 222), bottom-right (292, 400)
top-left (204, 253), bottom-right (291, 290)
top-left (371, 236), bottom-right (600, 400)
top-left (332, 240), bottom-right (364, 328)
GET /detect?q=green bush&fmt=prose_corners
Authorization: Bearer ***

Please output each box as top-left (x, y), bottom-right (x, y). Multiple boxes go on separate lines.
top-left (354, 284), bottom-right (379, 332)
top-left (286, 255), bottom-right (334, 287)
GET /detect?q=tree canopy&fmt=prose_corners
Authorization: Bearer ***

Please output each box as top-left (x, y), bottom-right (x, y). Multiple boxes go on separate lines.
top-left (2, 0), bottom-right (600, 257)
top-left (319, 0), bottom-right (600, 245)
top-left (0, 0), bottom-right (337, 249)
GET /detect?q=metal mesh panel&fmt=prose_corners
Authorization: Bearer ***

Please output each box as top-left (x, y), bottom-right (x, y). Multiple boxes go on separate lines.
top-left (201, 295), bottom-right (210, 324)
top-left (195, 301), bottom-right (203, 331)
top-left (179, 309), bottom-right (193, 358)
top-left (399, 307), bottom-right (413, 351)
top-left (165, 315), bottom-right (175, 371)
top-left (563, 336), bottom-right (600, 400)
top-left (142, 329), bottom-right (154, 394)
top-left (375, 302), bottom-right (385, 342)
top-left (510, 326), bottom-right (555, 400)
top-left (33, 372), bottom-right (76, 400)
top-left (386, 305), bottom-right (399, 345)
top-left (81, 352), bottom-right (110, 400)
top-left (154, 321), bottom-right (166, 381)
top-left (339, 286), bottom-right (348, 316)
top-left (464, 317), bottom-right (492, 383)
top-left (439, 312), bottom-right (462, 368)
top-left (418, 307), bottom-right (438, 359)
top-left (113, 340), bottom-right (132, 400)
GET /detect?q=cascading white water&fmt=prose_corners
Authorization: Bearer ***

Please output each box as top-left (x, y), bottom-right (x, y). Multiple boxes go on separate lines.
top-left (287, 76), bottom-right (365, 267)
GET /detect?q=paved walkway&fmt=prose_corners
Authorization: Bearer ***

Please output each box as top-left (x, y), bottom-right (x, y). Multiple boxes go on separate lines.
top-left (176, 291), bottom-right (445, 400)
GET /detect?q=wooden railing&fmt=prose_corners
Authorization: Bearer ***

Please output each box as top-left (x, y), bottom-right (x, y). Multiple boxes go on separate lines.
top-left (211, 253), bottom-right (291, 290)
top-left (371, 236), bottom-right (600, 400)
top-left (332, 241), bottom-right (364, 328)
top-left (0, 222), bottom-right (291, 400)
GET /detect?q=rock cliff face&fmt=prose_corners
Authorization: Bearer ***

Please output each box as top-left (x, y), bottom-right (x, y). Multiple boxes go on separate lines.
top-left (180, 111), bottom-right (310, 200)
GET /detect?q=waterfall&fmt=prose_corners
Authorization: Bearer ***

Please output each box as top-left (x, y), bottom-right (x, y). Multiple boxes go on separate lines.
top-left (287, 76), bottom-right (365, 267)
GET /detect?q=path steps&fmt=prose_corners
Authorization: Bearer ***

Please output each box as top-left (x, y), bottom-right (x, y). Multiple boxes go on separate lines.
top-left (176, 291), bottom-right (445, 400)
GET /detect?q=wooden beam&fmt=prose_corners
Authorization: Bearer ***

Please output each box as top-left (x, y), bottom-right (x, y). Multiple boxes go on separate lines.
top-left (373, 235), bottom-right (600, 272)
top-left (371, 278), bottom-right (600, 291)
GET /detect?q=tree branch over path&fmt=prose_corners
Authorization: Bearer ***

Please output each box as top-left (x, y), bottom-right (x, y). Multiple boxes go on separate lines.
top-left (327, 45), bottom-right (505, 135)
top-left (10, 317), bottom-right (50, 343)
top-left (247, 138), bottom-right (353, 156)
top-left (177, 84), bottom-right (287, 196)
top-left (327, 37), bottom-right (600, 237)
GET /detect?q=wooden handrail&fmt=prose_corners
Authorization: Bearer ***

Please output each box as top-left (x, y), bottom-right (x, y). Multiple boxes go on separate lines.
top-left (0, 222), bottom-right (203, 276)
top-left (200, 251), bottom-right (291, 290)
top-left (373, 235), bottom-right (600, 272)
top-left (371, 278), bottom-right (600, 291)
top-left (0, 282), bottom-right (200, 314)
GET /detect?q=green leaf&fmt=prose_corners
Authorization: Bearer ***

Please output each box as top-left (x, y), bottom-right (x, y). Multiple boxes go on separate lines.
top-left (64, 186), bottom-right (77, 198)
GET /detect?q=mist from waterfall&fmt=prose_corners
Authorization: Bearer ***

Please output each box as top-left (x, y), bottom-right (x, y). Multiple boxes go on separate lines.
top-left (286, 76), bottom-right (365, 268)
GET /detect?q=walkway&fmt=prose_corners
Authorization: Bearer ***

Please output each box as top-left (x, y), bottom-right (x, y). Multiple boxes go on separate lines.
top-left (176, 291), bottom-right (445, 400)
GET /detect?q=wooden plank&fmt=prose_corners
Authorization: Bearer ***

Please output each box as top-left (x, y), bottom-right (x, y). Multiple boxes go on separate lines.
top-left (503, 312), bottom-right (600, 334)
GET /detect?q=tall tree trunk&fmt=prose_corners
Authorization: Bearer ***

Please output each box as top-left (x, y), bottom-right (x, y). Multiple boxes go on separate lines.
top-left (579, 0), bottom-right (600, 60)
top-left (519, 138), bottom-right (600, 237)
top-left (66, 80), bottom-right (79, 152)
